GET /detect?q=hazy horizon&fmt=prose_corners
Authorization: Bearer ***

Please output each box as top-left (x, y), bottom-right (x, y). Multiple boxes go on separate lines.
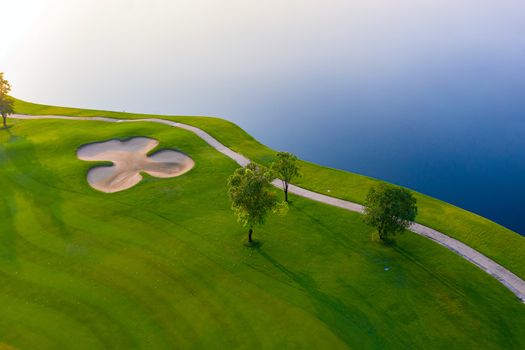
top-left (2, 0), bottom-right (524, 233)
top-left (3, 1), bottom-right (524, 113)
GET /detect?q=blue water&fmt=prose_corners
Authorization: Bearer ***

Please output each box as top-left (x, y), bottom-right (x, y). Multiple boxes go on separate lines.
top-left (50, 56), bottom-right (524, 235)
top-left (9, 1), bottom-right (524, 235)
top-left (192, 62), bottom-right (525, 235)
top-left (27, 52), bottom-right (525, 236)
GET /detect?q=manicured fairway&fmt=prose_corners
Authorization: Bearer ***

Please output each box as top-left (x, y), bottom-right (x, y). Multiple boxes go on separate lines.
top-left (14, 99), bottom-right (525, 283)
top-left (1, 117), bottom-right (525, 349)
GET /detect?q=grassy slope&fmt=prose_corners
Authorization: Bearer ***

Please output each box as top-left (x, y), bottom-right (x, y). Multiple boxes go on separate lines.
top-left (1, 117), bottom-right (525, 349)
top-left (13, 98), bottom-right (525, 281)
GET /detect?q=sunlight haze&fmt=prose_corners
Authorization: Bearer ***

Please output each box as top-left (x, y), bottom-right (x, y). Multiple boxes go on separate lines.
top-left (1, 0), bottom-right (524, 232)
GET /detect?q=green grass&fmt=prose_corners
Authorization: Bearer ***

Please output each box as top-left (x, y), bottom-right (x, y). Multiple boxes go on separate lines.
top-left (1, 100), bottom-right (524, 349)
top-left (13, 98), bottom-right (525, 281)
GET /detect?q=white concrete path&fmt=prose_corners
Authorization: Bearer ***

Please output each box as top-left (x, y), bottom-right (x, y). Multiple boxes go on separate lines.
top-left (8, 114), bottom-right (525, 302)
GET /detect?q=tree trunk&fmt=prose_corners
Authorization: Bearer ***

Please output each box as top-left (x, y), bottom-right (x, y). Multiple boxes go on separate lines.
top-left (2, 114), bottom-right (5, 128)
top-left (248, 228), bottom-right (253, 243)
top-left (284, 183), bottom-right (289, 202)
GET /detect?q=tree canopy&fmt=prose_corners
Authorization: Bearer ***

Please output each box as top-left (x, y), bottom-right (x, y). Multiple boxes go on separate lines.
top-left (271, 152), bottom-right (301, 202)
top-left (0, 72), bottom-right (14, 128)
top-left (363, 183), bottom-right (418, 241)
top-left (227, 163), bottom-right (285, 243)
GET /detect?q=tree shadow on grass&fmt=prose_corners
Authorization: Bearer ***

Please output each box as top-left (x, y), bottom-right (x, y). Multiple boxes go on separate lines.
top-left (375, 235), bottom-right (398, 247)
top-left (255, 246), bottom-right (385, 349)
top-left (243, 240), bottom-right (262, 248)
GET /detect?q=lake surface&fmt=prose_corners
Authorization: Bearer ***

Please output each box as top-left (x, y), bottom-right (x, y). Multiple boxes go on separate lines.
top-left (201, 67), bottom-right (525, 235)
top-left (4, 1), bottom-right (524, 234)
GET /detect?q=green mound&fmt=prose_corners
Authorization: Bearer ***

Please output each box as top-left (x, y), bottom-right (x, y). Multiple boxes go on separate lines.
top-left (0, 100), bottom-right (524, 349)
top-left (14, 99), bottom-right (525, 281)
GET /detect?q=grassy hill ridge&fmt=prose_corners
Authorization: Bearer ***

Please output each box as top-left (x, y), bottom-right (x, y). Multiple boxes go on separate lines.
top-left (1, 98), bottom-right (524, 349)
top-left (12, 98), bottom-right (525, 281)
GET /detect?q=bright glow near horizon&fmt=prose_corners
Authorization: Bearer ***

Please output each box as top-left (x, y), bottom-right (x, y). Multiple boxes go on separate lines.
top-left (1, 0), bottom-right (524, 115)
top-left (2, 0), bottom-right (525, 232)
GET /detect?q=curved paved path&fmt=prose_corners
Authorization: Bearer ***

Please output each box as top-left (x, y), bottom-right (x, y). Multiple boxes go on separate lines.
top-left (9, 114), bottom-right (525, 302)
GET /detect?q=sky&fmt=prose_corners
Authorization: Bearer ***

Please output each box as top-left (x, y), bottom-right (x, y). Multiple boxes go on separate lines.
top-left (2, 0), bottom-right (524, 116)
top-left (1, 0), bottom-right (525, 232)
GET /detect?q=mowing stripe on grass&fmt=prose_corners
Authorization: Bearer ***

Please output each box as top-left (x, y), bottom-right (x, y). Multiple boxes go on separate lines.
top-left (9, 113), bottom-right (525, 303)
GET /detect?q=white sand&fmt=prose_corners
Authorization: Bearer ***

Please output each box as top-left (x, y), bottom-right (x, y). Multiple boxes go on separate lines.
top-left (77, 137), bottom-right (194, 193)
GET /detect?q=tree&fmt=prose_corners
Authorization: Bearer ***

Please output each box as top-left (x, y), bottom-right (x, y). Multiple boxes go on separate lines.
top-left (271, 152), bottom-right (301, 202)
top-left (228, 162), bottom-right (286, 243)
top-left (0, 72), bottom-right (14, 128)
top-left (363, 183), bottom-right (417, 241)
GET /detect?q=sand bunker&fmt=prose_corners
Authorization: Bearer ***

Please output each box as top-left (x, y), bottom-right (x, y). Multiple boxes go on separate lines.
top-left (77, 137), bottom-right (194, 193)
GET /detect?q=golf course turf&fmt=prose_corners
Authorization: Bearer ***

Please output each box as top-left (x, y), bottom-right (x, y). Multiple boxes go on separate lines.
top-left (1, 100), bottom-right (524, 349)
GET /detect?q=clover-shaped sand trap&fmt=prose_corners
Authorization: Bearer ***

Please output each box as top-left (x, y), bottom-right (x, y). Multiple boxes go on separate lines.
top-left (77, 137), bottom-right (194, 193)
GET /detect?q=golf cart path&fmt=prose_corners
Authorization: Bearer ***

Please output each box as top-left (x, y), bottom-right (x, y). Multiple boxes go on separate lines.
top-left (10, 113), bottom-right (525, 303)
